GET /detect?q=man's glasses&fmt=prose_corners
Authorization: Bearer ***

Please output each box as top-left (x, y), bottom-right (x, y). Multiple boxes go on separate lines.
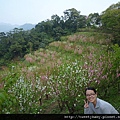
top-left (86, 93), bottom-right (96, 97)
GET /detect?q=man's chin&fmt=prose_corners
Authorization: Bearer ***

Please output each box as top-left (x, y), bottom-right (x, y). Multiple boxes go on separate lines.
top-left (89, 100), bottom-right (94, 103)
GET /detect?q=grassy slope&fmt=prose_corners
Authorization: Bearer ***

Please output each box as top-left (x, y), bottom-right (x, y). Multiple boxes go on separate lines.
top-left (0, 31), bottom-right (120, 114)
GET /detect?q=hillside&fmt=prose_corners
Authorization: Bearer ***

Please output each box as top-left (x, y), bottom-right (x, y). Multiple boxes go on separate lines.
top-left (0, 3), bottom-right (120, 68)
top-left (0, 31), bottom-right (120, 114)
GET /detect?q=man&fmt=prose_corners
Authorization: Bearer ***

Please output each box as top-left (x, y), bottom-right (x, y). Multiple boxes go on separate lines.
top-left (84, 87), bottom-right (119, 114)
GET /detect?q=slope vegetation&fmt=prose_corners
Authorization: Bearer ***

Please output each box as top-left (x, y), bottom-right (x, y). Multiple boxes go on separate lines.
top-left (0, 32), bottom-right (120, 114)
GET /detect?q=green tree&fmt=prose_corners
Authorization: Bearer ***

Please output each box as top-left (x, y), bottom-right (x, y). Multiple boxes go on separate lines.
top-left (87, 13), bottom-right (101, 27)
top-left (35, 20), bottom-right (53, 36)
top-left (101, 2), bottom-right (120, 45)
top-left (63, 8), bottom-right (87, 32)
top-left (51, 14), bottom-right (61, 27)
top-left (63, 8), bottom-right (80, 32)
top-left (0, 32), bottom-right (7, 57)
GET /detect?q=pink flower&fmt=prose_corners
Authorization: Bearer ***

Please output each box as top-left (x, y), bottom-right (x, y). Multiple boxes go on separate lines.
top-left (26, 57), bottom-right (35, 63)
top-left (102, 75), bottom-right (107, 79)
top-left (82, 64), bottom-right (88, 69)
top-left (40, 75), bottom-right (48, 81)
top-left (97, 80), bottom-right (100, 84)
top-left (96, 80), bottom-right (100, 84)
top-left (41, 58), bottom-right (45, 63)
top-left (98, 62), bottom-right (103, 67)
top-left (90, 70), bottom-right (94, 73)
top-left (117, 73), bottom-right (120, 78)
top-left (97, 72), bottom-right (101, 77)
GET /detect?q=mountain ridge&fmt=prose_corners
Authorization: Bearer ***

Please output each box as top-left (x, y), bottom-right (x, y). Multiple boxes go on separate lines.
top-left (0, 23), bottom-right (36, 32)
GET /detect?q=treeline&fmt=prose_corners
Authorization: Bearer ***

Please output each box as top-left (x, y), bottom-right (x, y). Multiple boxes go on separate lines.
top-left (0, 2), bottom-right (120, 66)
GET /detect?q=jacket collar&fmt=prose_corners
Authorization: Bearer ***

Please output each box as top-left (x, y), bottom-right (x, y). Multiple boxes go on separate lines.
top-left (95, 98), bottom-right (100, 108)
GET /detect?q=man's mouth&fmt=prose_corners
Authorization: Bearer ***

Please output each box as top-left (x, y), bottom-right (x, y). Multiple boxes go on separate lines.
top-left (89, 98), bottom-right (94, 102)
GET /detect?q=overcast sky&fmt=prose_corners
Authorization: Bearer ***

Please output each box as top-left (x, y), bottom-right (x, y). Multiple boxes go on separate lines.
top-left (0, 0), bottom-right (119, 25)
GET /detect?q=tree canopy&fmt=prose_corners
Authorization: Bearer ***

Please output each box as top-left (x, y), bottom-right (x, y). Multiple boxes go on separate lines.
top-left (101, 2), bottom-right (120, 45)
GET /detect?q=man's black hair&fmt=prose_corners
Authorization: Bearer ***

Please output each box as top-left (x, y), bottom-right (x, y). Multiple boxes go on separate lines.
top-left (85, 87), bottom-right (97, 95)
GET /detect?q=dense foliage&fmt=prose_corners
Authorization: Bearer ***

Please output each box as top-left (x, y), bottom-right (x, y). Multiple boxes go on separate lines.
top-left (101, 2), bottom-right (120, 45)
top-left (0, 2), bottom-right (120, 66)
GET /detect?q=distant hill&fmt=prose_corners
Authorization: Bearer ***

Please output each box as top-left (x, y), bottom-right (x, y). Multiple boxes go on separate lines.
top-left (0, 23), bottom-right (36, 32)
top-left (19, 23), bottom-right (35, 31)
top-left (0, 23), bottom-right (18, 32)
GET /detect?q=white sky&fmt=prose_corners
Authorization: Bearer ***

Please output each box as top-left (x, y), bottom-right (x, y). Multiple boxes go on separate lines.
top-left (0, 0), bottom-right (119, 25)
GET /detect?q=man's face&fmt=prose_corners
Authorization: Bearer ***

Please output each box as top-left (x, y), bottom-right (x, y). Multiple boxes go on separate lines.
top-left (86, 90), bottom-right (97, 103)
